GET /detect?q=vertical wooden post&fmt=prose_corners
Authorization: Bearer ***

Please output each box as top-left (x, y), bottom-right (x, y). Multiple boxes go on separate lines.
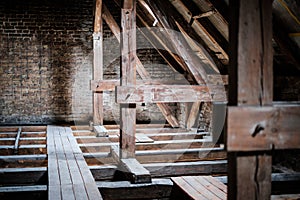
top-left (93, 0), bottom-right (103, 125)
top-left (228, 0), bottom-right (273, 199)
top-left (120, 0), bottom-right (136, 159)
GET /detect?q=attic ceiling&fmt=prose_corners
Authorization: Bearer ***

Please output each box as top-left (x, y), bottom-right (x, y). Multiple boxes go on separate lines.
top-left (101, 0), bottom-right (300, 77)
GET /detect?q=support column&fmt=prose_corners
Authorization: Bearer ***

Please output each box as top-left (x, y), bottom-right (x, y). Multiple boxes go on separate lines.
top-left (227, 0), bottom-right (273, 199)
top-left (93, 0), bottom-right (103, 125)
top-left (120, 0), bottom-right (137, 159)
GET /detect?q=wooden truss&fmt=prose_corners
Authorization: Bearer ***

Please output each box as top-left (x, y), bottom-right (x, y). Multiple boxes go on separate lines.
top-left (90, 0), bottom-right (228, 183)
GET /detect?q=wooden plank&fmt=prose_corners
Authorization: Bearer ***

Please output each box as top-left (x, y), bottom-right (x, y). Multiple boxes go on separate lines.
top-left (83, 149), bottom-right (226, 165)
top-left (90, 160), bottom-right (227, 180)
top-left (103, 3), bottom-right (179, 128)
top-left (0, 185), bottom-right (47, 192)
top-left (74, 154), bottom-right (103, 200)
top-left (227, 106), bottom-right (300, 151)
top-left (171, 177), bottom-right (206, 199)
top-left (171, 176), bottom-right (227, 200)
top-left (120, 158), bottom-right (151, 183)
top-left (91, 79), bottom-right (189, 91)
top-left (135, 134), bottom-right (154, 143)
top-left (271, 194), bottom-right (300, 200)
top-left (93, 125), bottom-right (108, 137)
top-left (195, 176), bottom-right (227, 199)
top-left (0, 154), bottom-right (47, 161)
top-left (183, 176), bottom-right (222, 199)
top-left (47, 126), bottom-right (61, 200)
top-left (186, 102), bottom-right (201, 129)
top-left (13, 127), bottom-right (22, 154)
top-left (80, 138), bottom-right (214, 152)
top-left (203, 176), bottom-right (227, 193)
top-left (217, 172), bottom-right (300, 184)
top-left (93, 0), bottom-right (104, 125)
top-left (65, 127), bottom-right (103, 200)
top-left (116, 85), bottom-right (226, 103)
top-left (55, 128), bottom-right (75, 200)
top-left (0, 167), bottom-right (46, 185)
top-left (109, 144), bottom-right (151, 183)
top-left (60, 130), bottom-right (89, 200)
top-left (47, 126), bottom-right (103, 200)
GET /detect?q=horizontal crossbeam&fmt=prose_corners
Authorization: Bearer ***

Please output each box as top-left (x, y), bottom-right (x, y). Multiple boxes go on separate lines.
top-left (116, 85), bottom-right (226, 103)
top-left (227, 105), bottom-right (300, 151)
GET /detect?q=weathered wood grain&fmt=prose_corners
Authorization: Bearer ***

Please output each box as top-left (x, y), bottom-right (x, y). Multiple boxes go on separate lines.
top-left (119, 158), bottom-right (152, 183)
top-left (171, 176), bottom-right (227, 200)
top-left (94, 125), bottom-right (108, 137)
top-left (90, 160), bottom-right (227, 180)
top-left (103, 3), bottom-right (179, 127)
top-left (116, 85), bottom-right (226, 103)
top-left (47, 126), bottom-right (103, 200)
top-left (227, 0), bottom-right (273, 199)
top-left (93, 0), bottom-right (104, 125)
top-left (119, 0), bottom-right (137, 159)
top-left (228, 106), bottom-right (300, 151)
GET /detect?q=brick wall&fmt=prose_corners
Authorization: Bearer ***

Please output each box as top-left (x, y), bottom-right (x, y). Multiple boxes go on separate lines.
top-left (0, 0), bottom-right (94, 124)
top-left (0, 0), bottom-right (183, 125)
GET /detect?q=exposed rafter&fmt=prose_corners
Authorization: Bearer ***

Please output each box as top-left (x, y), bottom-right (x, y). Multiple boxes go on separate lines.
top-left (102, 3), bottom-right (180, 127)
top-left (168, 0), bottom-right (229, 65)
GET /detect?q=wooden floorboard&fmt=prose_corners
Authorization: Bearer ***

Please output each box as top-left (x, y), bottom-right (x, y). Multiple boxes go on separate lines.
top-left (47, 125), bottom-right (102, 200)
top-left (171, 176), bottom-right (227, 200)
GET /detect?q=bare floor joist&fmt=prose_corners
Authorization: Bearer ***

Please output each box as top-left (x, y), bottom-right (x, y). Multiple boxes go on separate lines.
top-left (47, 125), bottom-right (102, 200)
top-left (0, 185), bottom-right (47, 200)
top-left (0, 167), bottom-right (47, 185)
top-left (97, 178), bottom-right (173, 200)
top-left (90, 160), bottom-right (227, 181)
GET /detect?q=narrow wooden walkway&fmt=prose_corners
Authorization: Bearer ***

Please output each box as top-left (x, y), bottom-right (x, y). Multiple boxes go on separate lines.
top-left (171, 176), bottom-right (227, 200)
top-left (47, 125), bottom-right (102, 200)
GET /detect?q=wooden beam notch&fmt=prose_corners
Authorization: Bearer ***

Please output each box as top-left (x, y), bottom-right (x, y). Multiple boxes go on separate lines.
top-left (110, 145), bottom-right (152, 184)
top-left (94, 125), bottom-right (108, 137)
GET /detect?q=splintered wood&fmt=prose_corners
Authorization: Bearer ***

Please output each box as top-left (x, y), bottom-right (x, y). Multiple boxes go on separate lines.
top-left (47, 126), bottom-right (102, 200)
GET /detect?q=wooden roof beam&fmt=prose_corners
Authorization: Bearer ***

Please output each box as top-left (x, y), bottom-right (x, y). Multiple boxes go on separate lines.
top-left (146, 0), bottom-right (207, 85)
top-left (191, 0), bottom-right (229, 41)
top-left (102, 3), bottom-right (180, 128)
top-left (116, 85), bottom-right (225, 103)
top-left (168, 0), bottom-right (229, 65)
top-left (136, 9), bottom-right (189, 73)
